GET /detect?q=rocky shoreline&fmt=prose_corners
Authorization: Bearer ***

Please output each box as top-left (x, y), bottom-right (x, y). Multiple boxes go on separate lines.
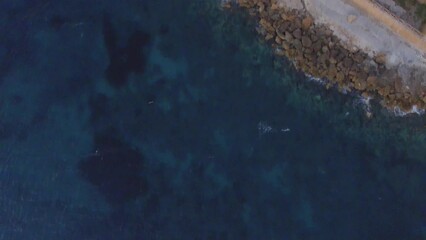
top-left (223, 0), bottom-right (426, 114)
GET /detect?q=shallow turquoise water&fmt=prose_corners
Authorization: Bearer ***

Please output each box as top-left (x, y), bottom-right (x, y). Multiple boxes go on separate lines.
top-left (1, 0), bottom-right (426, 239)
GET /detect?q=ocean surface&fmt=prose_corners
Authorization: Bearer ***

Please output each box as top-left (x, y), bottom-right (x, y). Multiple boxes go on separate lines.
top-left (1, 0), bottom-right (426, 239)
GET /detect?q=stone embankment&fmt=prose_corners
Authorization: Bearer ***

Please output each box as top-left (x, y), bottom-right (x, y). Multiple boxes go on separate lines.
top-left (224, 0), bottom-right (426, 113)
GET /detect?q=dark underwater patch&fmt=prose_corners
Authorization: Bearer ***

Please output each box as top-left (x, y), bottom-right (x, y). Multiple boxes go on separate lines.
top-left (88, 93), bottom-right (110, 124)
top-left (49, 15), bottom-right (67, 31)
top-left (78, 130), bottom-right (148, 206)
top-left (159, 24), bottom-right (169, 35)
top-left (102, 14), bottom-right (151, 88)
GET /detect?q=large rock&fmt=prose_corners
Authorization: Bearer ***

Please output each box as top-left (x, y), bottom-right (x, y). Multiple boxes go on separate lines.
top-left (276, 29), bottom-right (286, 40)
top-left (336, 71), bottom-right (345, 82)
top-left (343, 57), bottom-right (353, 68)
top-left (353, 52), bottom-right (365, 63)
top-left (302, 16), bottom-right (314, 29)
top-left (374, 53), bottom-right (387, 65)
top-left (260, 19), bottom-right (275, 33)
top-left (293, 39), bottom-right (303, 50)
top-left (366, 75), bottom-right (377, 87)
top-left (312, 41), bottom-right (322, 52)
top-left (293, 28), bottom-right (302, 39)
top-left (354, 78), bottom-right (367, 90)
top-left (301, 36), bottom-right (313, 47)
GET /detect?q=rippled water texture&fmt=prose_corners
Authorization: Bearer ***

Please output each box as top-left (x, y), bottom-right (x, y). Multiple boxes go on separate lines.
top-left (1, 0), bottom-right (426, 239)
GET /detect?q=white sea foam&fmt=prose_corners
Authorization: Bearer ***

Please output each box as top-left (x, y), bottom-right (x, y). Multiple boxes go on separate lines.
top-left (258, 121), bottom-right (273, 135)
top-left (303, 71), bottom-right (425, 117)
top-left (258, 121), bottom-right (291, 136)
top-left (392, 105), bottom-right (425, 117)
top-left (354, 95), bottom-right (373, 117)
top-left (306, 74), bottom-right (326, 85)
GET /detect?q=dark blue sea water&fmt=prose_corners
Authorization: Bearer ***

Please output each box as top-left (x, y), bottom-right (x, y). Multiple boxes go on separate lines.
top-left (1, 0), bottom-right (426, 239)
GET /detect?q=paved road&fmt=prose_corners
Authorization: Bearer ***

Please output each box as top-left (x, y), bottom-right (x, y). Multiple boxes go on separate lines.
top-left (348, 0), bottom-right (426, 54)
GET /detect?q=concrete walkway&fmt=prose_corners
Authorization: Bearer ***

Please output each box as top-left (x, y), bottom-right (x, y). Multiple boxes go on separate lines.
top-left (348, 0), bottom-right (426, 54)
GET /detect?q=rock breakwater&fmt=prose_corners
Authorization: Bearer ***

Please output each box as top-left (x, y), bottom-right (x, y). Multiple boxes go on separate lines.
top-left (225, 0), bottom-right (426, 113)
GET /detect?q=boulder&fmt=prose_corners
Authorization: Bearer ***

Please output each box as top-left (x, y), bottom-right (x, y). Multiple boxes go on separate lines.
top-left (353, 53), bottom-right (365, 63)
top-left (293, 28), bottom-right (302, 39)
top-left (282, 42), bottom-right (290, 50)
top-left (343, 57), bottom-right (353, 68)
top-left (327, 66), bottom-right (338, 78)
top-left (374, 53), bottom-right (387, 65)
top-left (321, 45), bottom-right (329, 53)
top-left (366, 75), bottom-right (377, 87)
top-left (312, 41), bottom-right (322, 52)
top-left (265, 33), bottom-right (274, 40)
top-left (325, 29), bottom-right (333, 36)
top-left (318, 53), bottom-right (328, 64)
top-left (302, 16), bottom-right (314, 30)
top-left (260, 19), bottom-right (274, 33)
top-left (284, 31), bottom-right (294, 42)
top-left (354, 79), bottom-right (367, 90)
top-left (310, 34), bottom-right (319, 42)
top-left (294, 18), bottom-right (302, 29)
top-left (301, 36), bottom-right (312, 47)
top-left (275, 36), bottom-right (282, 44)
top-left (336, 72), bottom-right (345, 82)
top-left (276, 29), bottom-right (286, 40)
top-left (293, 39), bottom-right (303, 50)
